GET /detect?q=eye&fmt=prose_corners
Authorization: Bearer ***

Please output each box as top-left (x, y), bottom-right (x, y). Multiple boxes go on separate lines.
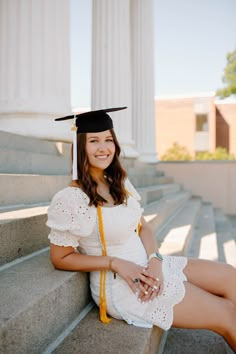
top-left (106, 138), bottom-right (114, 143)
top-left (89, 139), bottom-right (98, 143)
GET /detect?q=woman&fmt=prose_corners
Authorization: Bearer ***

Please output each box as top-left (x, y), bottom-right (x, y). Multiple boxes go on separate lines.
top-left (47, 107), bottom-right (236, 351)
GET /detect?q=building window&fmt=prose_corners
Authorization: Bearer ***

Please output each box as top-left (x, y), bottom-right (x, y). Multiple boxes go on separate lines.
top-left (196, 114), bottom-right (208, 132)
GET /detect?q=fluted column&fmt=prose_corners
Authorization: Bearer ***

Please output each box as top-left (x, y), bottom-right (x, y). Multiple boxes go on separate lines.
top-left (91, 0), bottom-right (138, 158)
top-left (0, 0), bottom-right (71, 141)
top-left (130, 0), bottom-right (158, 162)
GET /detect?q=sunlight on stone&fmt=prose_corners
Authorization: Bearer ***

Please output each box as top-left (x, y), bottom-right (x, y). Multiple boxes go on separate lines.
top-left (159, 225), bottom-right (191, 255)
top-left (144, 214), bottom-right (157, 222)
top-left (223, 240), bottom-right (236, 267)
top-left (199, 233), bottom-right (218, 261)
top-left (164, 225), bottom-right (191, 243)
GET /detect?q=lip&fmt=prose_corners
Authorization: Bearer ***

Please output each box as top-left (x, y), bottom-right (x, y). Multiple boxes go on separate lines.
top-left (95, 154), bottom-right (110, 159)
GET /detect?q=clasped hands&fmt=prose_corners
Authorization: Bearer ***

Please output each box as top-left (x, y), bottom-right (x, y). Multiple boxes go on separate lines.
top-left (112, 258), bottom-right (164, 303)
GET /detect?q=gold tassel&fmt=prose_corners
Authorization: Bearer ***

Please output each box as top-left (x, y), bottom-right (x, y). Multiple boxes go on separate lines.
top-left (97, 206), bottom-right (111, 324)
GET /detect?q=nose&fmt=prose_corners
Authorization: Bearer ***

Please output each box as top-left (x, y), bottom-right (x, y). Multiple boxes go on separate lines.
top-left (97, 141), bottom-right (108, 151)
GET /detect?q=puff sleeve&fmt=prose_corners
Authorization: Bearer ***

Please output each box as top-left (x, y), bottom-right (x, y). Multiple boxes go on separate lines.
top-left (47, 187), bottom-right (97, 247)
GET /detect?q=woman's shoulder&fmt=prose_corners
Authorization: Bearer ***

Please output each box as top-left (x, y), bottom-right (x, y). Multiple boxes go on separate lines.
top-left (47, 185), bottom-right (96, 235)
top-left (51, 185), bottom-right (90, 205)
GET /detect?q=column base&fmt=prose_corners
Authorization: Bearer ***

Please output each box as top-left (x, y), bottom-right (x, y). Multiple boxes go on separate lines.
top-left (120, 144), bottom-right (139, 159)
top-left (0, 113), bottom-right (72, 142)
top-left (138, 153), bottom-right (159, 163)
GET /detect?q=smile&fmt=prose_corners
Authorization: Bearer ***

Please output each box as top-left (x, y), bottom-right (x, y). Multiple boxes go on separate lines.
top-left (95, 155), bottom-right (110, 159)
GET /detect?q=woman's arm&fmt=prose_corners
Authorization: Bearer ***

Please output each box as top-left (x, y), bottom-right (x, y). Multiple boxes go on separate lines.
top-left (138, 216), bottom-right (160, 256)
top-left (139, 216), bottom-right (164, 300)
top-left (50, 243), bottom-right (111, 271)
top-left (50, 243), bottom-right (158, 297)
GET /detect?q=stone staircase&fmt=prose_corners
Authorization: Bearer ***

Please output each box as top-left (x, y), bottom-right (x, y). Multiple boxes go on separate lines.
top-left (0, 131), bottom-right (236, 354)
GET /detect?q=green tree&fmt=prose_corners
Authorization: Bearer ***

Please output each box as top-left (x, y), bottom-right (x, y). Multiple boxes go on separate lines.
top-left (216, 49), bottom-right (236, 98)
top-left (161, 142), bottom-right (192, 161)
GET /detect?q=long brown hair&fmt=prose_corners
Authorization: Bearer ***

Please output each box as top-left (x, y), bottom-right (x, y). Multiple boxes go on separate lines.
top-left (71, 129), bottom-right (128, 206)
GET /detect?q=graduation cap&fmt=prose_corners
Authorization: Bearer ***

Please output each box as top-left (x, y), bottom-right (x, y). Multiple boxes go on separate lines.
top-left (55, 107), bottom-right (127, 133)
top-left (55, 107), bottom-right (127, 180)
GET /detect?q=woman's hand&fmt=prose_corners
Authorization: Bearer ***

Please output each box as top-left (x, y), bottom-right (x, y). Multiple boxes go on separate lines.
top-left (139, 259), bottom-right (164, 303)
top-left (111, 257), bottom-right (159, 296)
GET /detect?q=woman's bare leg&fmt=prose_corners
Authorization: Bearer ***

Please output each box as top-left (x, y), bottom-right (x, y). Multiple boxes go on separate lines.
top-left (183, 258), bottom-right (236, 304)
top-left (172, 282), bottom-right (236, 351)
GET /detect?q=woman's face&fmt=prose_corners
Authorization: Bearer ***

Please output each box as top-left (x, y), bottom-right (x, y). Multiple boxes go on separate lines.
top-left (85, 130), bottom-right (116, 172)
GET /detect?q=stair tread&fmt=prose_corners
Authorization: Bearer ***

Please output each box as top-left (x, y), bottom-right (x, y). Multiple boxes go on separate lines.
top-left (0, 205), bottom-right (49, 223)
top-left (187, 204), bottom-right (216, 259)
top-left (143, 190), bottom-right (190, 216)
top-left (137, 183), bottom-right (180, 192)
top-left (214, 209), bottom-right (236, 267)
top-left (50, 307), bottom-right (163, 354)
top-left (0, 174), bottom-right (70, 207)
top-left (162, 205), bottom-right (236, 354)
top-left (158, 198), bottom-right (201, 256)
top-left (163, 328), bottom-right (228, 354)
top-left (0, 130), bottom-right (58, 155)
top-left (0, 250), bottom-right (89, 322)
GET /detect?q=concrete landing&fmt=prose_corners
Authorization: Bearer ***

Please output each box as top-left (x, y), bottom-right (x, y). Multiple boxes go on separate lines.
top-left (163, 328), bottom-right (230, 354)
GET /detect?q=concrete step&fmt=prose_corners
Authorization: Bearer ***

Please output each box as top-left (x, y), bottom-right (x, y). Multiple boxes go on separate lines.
top-left (0, 130), bottom-right (61, 155)
top-left (128, 166), bottom-right (164, 177)
top-left (163, 328), bottom-right (230, 354)
top-left (0, 148), bottom-right (71, 175)
top-left (0, 205), bottom-right (49, 266)
top-left (0, 172), bottom-right (171, 208)
top-left (186, 203), bottom-right (216, 259)
top-left (47, 307), bottom-right (163, 354)
top-left (157, 198), bottom-right (202, 257)
top-left (130, 175), bottom-right (173, 188)
top-left (214, 209), bottom-right (236, 267)
top-left (0, 250), bottom-right (91, 354)
top-left (0, 174), bottom-right (70, 207)
top-left (143, 190), bottom-right (191, 233)
top-left (43, 192), bottom-right (192, 354)
top-left (161, 203), bottom-right (236, 354)
top-left (138, 183), bottom-right (181, 206)
top-left (0, 188), bottom-right (189, 354)
top-left (0, 183), bottom-right (182, 266)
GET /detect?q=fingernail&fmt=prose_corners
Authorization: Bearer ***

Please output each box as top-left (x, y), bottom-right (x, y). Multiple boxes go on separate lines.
top-left (156, 277), bottom-right (160, 281)
top-left (149, 300), bottom-right (152, 303)
top-left (144, 291), bottom-right (148, 295)
top-left (153, 285), bottom-right (158, 290)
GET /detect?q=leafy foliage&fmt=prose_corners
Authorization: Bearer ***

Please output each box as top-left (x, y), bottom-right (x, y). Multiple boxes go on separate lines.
top-left (161, 142), bottom-right (192, 161)
top-left (195, 147), bottom-right (236, 160)
top-left (216, 49), bottom-right (236, 98)
top-left (161, 144), bottom-right (236, 161)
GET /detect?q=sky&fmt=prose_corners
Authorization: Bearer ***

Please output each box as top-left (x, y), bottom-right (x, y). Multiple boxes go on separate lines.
top-left (70, 0), bottom-right (236, 109)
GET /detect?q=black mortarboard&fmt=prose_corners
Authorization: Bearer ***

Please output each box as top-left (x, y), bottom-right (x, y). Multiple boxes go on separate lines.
top-left (55, 106), bottom-right (127, 180)
top-left (55, 107), bottom-right (127, 133)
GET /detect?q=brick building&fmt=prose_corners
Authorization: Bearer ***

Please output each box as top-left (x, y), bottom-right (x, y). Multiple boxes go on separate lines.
top-left (155, 94), bottom-right (236, 158)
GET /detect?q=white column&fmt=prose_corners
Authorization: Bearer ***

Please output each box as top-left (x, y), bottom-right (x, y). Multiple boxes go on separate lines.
top-left (130, 0), bottom-right (158, 162)
top-left (91, 0), bottom-right (138, 158)
top-left (0, 0), bottom-right (71, 141)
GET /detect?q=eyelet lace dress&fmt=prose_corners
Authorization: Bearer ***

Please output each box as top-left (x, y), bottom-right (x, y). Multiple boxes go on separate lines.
top-left (47, 179), bottom-right (187, 330)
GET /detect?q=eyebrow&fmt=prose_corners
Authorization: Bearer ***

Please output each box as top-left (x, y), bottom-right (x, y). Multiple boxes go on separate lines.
top-left (87, 135), bottom-right (113, 139)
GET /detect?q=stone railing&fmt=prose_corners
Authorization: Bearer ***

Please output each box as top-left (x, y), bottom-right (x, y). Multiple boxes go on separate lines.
top-left (158, 161), bottom-right (236, 215)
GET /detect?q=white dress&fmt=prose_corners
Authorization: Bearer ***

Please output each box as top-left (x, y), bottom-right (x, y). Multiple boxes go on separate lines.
top-left (47, 179), bottom-right (187, 330)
